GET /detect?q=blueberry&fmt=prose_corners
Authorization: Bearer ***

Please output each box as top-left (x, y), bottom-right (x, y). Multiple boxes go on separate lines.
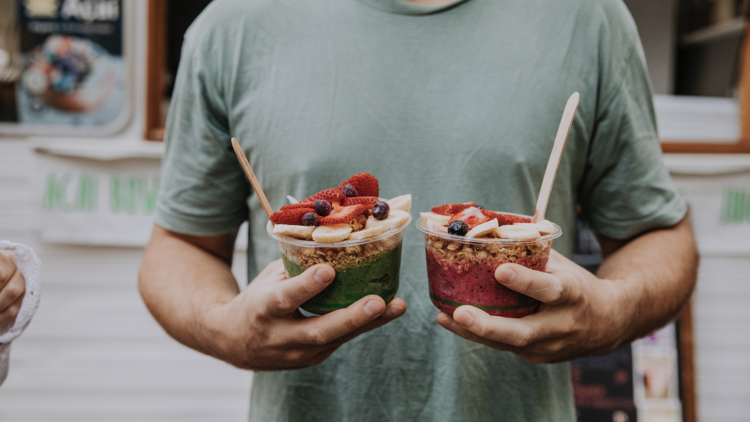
top-left (313, 199), bottom-right (332, 216)
top-left (301, 212), bottom-right (319, 226)
top-left (372, 201), bottom-right (390, 220)
top-left (342, 184), bottom-right (358, 197)
top-left (448, 220), bottom-right (469, 236)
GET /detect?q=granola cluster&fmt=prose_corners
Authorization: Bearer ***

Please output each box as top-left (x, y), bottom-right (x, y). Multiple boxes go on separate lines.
top-left (425, 234), bottom-right (551, 271)
top-left (280, 233), bottom-right (402, 269)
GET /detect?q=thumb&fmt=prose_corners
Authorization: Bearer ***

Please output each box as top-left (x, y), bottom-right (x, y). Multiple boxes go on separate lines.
top-left (265, 263), bottom-right (335, 316)
top-left (495, 263), bottom-right (567, 305)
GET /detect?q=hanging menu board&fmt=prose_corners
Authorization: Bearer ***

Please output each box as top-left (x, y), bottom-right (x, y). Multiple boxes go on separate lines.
top-left (0, 0), bottom-right (130, 135)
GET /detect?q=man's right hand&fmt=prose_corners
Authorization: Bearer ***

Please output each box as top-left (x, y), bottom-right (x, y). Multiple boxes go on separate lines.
top-left (217, 260), bottom-right (406, 371)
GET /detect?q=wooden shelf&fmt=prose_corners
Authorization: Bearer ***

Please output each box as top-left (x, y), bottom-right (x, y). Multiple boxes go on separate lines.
top-left (681, 17), bottom-right (746, 46)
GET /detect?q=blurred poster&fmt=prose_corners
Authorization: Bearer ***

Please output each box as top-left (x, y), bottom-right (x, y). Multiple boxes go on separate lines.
top-left (0, 0), bottom-right (129, 135)
top-left (571, 346), bottom-right (638, 422)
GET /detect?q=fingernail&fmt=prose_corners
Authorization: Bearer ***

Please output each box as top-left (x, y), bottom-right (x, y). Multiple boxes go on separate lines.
top-left (385, 304), bottom-right (404, 319)
top-left (364, 300), bottom-right (384, 317)
top-left (314, 267), bottom-right (334, 284)
top-left (497, 267), bottom-right (516, 284)
top-left (454, 311), bottom-right (474, 327)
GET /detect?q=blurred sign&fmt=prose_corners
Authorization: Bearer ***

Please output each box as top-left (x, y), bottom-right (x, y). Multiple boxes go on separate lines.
top-left (34, 153), bottom-right (160, 246)
top-left (0, 0), bottom-right (129, 135)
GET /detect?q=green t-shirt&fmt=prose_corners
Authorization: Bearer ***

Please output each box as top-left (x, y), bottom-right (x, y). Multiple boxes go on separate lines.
top-left (155, 0), bottom-right (687, 420)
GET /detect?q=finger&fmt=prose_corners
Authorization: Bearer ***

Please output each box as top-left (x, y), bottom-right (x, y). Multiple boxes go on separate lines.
top-left (0, 293), bottom-right (24, 327)
top-left (450, 305), bottom-right (553, 347)
top-left (436, 312), bottom-right (513, 352)
top-left (266, 264), bottom-right (335, 315)
top-left (326, 297), bottom-right (407, 347)
top-left (0, 270), bottom-right (25, 312)
top-left (495, 263), bottom-right (568, 305)
top-left (255, 259), bottom-right (285, 281)
top-left (298, 294), bottom-right (388, 346)
top-left (0, 251), bottom-right (16, 287)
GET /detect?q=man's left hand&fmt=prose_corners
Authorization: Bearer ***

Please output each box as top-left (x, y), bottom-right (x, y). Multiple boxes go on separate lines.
top-left (437, 250), bottom-right (633, 364)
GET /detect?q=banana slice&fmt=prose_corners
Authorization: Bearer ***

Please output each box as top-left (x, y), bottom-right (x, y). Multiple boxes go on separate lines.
top-left (511, 221), bottom-right (555, 236)
top-left (420, 211), bottom-right (451, 226)
top-left (287, 195), bottom-right (299, 204)
top-left (312, 224), bottom-right (353, 243)
top-left (348, 225), bottom-right (389, 240)
top-left (365, 209), bottom-right (410, 231)
top-left (466, 219), bottom-right (499, 238)
top-left (272, 224), bottom-right (315, 240)
top-left (427, 219), bottom-right (448, 234)
top-left (387, 194), bottom-right (412, 212)
top-left (534, 220), bottom-right (555, 235)
top-left (495, 225), bottom-right (541, 240)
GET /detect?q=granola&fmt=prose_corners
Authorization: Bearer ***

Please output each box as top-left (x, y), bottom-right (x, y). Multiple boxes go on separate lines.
top-left (425, 234), bottom-right (551, 271)
top-left (280, 234), bottom-right (402, 269)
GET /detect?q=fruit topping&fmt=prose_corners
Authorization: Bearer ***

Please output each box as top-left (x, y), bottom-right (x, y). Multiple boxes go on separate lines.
top-left (448, 220), bottom-right (469, 236)
top-left (365, 210), bottom-right (410, 231)
top-left (341, 196), bottom-right (379, 208)
top-left (466, 219), bottom-right (499, 238)
top-left (480, 210), bottom-right (532, 226)
top-left (301, 188), bottom-right (346, 204)
top-left (512, 221), bottom-right (555, 236)
top-left (280, 203), bottom-right (321, 211)
top-left (387, 194), bottom-right (412, 212)
top-left (431, 202), bottom-right (476, 216)
top-left (272, 224), bottom-right (316, 240)
top-left (342, 184), bottom-right (358, 197)
top-left (495, 225), bottom-right (541, 240)
top-left (319, 204), bottom-right (366, 226)
top-left (372, 201), bottom-right (390, 220)
top-left (348, 225), bottom-right (389, 240)
top-left (420, 212), bottom-right (452, 226)
top-left (449, 207), bottom-right (490, 230)
top-left (270, 207), bottom-right (315, 226)
top-left (302, 212), bottom-right (319, 226)
top-left (339, 173), bottom-right (379, 197)
top-left (312, 224), bottom-right (353, 243)
top-left (313, 199), bottom-right (332, 216)
top-left (427, 219), bottom-right (449, 234)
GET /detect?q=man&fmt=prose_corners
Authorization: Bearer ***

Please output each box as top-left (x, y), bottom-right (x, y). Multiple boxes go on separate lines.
top-left (139, 0), bottom-right (698, 420)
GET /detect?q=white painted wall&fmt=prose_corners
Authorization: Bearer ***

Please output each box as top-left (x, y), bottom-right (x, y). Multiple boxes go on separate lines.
top-left (0, 1), bottom-right (748, 421)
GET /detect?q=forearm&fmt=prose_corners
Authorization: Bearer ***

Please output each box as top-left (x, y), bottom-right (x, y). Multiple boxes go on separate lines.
top-left (597, 215), bottom-right (698, 343)
top-left (138, 226), bottom-right (240, 360)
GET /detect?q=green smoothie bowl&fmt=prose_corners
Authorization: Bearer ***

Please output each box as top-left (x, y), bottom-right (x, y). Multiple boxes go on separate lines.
top-left (267, 215), bottom-right (411, 315)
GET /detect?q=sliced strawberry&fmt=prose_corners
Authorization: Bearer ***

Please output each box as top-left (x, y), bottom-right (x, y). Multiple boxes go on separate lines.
top-left (270, 207), bottom-right (315, 226)
top-left (449, 207), bottom-right (490, 230)
top-left (431, 202), bottom-right (476, 216)
top-left (301, 188), bottom-right (346, 204)
top-left (280, 203), bottom-right (320, 211)
top-left (481, 210), bottom-right (532, 226)
top-left (341, 196), bottom-right (379, 209)
top-left (319, 205), bottom-right (366, 226)
top-left (339, 173), bottom-right (379, 197)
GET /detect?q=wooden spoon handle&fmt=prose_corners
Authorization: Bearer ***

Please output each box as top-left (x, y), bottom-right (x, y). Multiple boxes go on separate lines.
top-left (231, 138), bottom-right (274, 219)
top-left (533, 93), bottom-right (580, 223)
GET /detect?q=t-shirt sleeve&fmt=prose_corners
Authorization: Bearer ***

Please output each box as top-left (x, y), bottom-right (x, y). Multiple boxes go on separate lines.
top-left (154, 34), bottom-right (249, 236)
top-left (578, 5), bottom-right (687, 240)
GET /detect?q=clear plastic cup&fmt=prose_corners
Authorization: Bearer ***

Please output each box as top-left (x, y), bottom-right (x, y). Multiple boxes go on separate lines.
top-left (267, 216), bottom-right (412, 315)
top-left (416, 216), bottom-right (562, 318)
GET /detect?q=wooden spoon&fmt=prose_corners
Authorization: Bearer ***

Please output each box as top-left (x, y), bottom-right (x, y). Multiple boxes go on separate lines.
top-left (532, 93), bottom-right (580, 223)
top-left (231, 138), bottom-right (274, 219)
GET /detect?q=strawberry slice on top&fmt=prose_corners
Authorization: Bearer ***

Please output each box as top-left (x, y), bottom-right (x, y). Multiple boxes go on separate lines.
top-left (270, 207), bottom-right (315, 226)
top-left (301, 188), bottom-right (346, 204)
top-left (338, 173), bottom-right (379, 198)
top-left (280, 203), bottom-right (320, 211)
top-left (340, 196), bottom-right (379, 209)
top-left (449, 207), bottom-right (490, 230)
top-left (319, 204), bottom-right (366, 226)
top-left (481, 209), bottom-right (531, 226)
top-left (431, 202), bottom-right (477, 216)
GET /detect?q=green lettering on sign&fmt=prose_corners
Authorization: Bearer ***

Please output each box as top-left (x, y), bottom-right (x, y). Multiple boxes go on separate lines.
top-left (110, 175), bottom-right (160, 215)
top-left (720, 188), bottom-right (750, 225)
top-left (42, 173), bottom-right (98, 213)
